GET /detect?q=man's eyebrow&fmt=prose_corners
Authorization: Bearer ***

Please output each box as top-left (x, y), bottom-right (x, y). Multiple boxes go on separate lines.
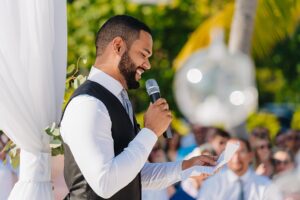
top-left (143, 48), bottom-right (152, 56)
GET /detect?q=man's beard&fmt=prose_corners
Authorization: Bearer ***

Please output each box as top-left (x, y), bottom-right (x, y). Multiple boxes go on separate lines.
top-left (118, 51), bottom-right (140, 89)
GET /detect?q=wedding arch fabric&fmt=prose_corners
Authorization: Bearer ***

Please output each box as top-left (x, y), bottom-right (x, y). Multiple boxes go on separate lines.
top-left (0, 0), bottom-right (67, 199)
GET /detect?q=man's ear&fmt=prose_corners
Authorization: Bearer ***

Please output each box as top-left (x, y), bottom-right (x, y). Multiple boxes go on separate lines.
top-left (112, 36), bottom-right (126, 56)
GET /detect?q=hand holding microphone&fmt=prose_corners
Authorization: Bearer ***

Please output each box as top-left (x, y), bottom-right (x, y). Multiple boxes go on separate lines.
top-left (144, 79), bottom-right (173, 138)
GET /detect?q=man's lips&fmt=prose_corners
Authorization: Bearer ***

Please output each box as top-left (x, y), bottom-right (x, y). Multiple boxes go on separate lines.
top-left (136, 68), bottom-right (144, 76)
top-left (136, 68), bottom-right (145, 80)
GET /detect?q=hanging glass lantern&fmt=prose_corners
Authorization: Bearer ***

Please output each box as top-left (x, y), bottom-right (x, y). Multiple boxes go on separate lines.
top-left (174, 30), bottom-right (258, 129)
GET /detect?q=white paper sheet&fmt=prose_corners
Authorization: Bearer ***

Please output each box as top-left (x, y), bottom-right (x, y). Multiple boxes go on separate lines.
top-left (181, 142), bottom-right (240, 179)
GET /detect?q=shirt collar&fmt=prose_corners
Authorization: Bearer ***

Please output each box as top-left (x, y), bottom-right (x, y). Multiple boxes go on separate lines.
top-left (227, 168), bottom-right (252, 183)
top-left (88, 66), bottom-right (124, 98)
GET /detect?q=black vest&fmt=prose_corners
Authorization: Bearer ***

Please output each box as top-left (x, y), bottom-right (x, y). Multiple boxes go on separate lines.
top-left (61, 80), bottom-right (141, 200)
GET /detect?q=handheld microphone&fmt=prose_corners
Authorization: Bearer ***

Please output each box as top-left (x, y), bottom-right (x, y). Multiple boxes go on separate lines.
top-left (145, 79), bottom-right (173, 139)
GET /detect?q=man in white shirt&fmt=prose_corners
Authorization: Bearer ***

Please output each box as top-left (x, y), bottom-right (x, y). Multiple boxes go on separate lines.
top-left (60, 15), bottom-right (216, 200)
top-left (197, 138), bottom-right (280, 200)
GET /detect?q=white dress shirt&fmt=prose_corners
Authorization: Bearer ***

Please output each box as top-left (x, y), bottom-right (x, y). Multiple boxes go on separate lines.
top-left (60, 67), bottom-right (182, 199)
top-left (197, 168), bottom-right (282, 200)
top-left (142, 188), bottom-right (169, 200)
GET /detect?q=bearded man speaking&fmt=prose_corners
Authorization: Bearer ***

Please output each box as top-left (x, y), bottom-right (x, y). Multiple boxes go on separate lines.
top-left (60, 15), bottom-right (216, 200)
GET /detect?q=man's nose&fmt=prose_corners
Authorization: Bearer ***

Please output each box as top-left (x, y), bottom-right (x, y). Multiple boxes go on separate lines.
top-left (232, 153), bottom-right (239, 162)
top-left (143, 59), bottom-right (151, 70)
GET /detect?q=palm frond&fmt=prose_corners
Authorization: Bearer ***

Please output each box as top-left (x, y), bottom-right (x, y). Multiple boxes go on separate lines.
top-left (174, 0), bottom-right (300, 69)
top-left (252, 0), bottom-right (300, 58)
top-left (173, 3), bottom-right (234, 69)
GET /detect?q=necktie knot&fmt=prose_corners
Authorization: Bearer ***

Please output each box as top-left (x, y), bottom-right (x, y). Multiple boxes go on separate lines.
top-left (121, 89), bottom-right (129, 100)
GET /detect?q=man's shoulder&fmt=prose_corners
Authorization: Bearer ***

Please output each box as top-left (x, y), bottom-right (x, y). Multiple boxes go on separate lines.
top-left (68, 94), bottom-right (105, 108)
top-left (250, 171), bottom-right (271, 186)
top-left (62, 94), bottom-right (109, 123)
top-left (204, 169), bottom-right (227, 185)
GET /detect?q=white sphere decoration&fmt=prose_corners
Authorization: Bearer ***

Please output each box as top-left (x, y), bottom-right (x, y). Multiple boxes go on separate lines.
top-left (174, 31), bottom-right (258, 129)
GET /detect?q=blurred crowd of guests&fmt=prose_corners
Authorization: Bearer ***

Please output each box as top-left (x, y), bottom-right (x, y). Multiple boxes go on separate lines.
top-left (0, 133), bottom-right (18, 200)
top-left (1, 126), bottom-right (300, 200)
top-left (143, 125), bottom-right (300, 200)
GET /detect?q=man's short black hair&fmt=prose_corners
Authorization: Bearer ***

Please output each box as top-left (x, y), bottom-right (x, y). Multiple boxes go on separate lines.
top-left (95, 15), bottom-right (152, 56)
top-left (232, 137), bottom-right (252, 152)
top-left (209, 127), bottom-right (231, 139)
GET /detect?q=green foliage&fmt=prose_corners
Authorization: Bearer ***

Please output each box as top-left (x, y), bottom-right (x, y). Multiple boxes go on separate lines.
top-left (45, 123), bottom-right (64, 156)
top-left (256, 25), bottom-right (300, 107)
top-left (67, 0), bottom-right (231, 114)
top-left (246, 112), bottom-right (281, 141)
top-left (2, 140), bottom-right (19, 169)
top-left (66, 0), bottom-right (300, 113)
top-left (252, 0), bottom-right (300, 58)
top-left (291, 109), bottom-right (300, 130)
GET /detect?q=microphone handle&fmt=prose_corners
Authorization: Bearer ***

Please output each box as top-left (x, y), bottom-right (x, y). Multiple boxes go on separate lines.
top-left (149, 92), bottom-right (161, 102)
top-left (149, 92), bottom-right (173, 139)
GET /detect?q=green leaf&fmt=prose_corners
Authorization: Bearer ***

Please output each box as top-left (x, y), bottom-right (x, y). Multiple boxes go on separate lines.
top-left (50, 123), bottom-right (56, 132)
top-left (50, 139), bottom-right (62, 149)
top-left (45, 127), bottom-right (53, 136)
top-left (3, 140), bottom-right (13, 152)
top-left (10, 156), bottom-right (20, 169)
top-left (9, 146), bottom-right (18, 157)
top-left (79, 76), bottom-right (87, 85)
top-left (10, 155), bottom-right (20, 169)
top-left (3, 157), bottom-right (7, 165)
top-left (72, 75), bottom-right (87, 89)
top-left (82, 57), bottom-right (87, 64)
top-left (67, 64), bottom-right (76, 74)
top-left (51, 146), bottom-right (64, 156)
top-left (73, 78), bottom-right (80, 89)
top-left (52, 129), bottom-right (60, 137)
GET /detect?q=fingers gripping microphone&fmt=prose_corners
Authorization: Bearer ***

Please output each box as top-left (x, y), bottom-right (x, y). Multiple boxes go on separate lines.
top-left (146, 79), bottom-right (173, 139)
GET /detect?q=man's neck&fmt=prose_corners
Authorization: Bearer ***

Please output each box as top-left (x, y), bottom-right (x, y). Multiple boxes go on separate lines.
top-left (234, 168), bottom-right (248, 177)
top-left (93, 63), bottom-right (127, 89)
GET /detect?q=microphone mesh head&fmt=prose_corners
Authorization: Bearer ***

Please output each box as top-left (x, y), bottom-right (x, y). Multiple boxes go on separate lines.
top-left (146, 79), bottom-right (160, 95)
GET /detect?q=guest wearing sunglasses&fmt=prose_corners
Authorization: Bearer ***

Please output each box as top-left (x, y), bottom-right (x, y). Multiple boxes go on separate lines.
top-left (272, 148), bottom-right (295, 177)
top-left (254, 138), bottom-right (274, 178)
top-left (285, 129), bottom-right (300, 156)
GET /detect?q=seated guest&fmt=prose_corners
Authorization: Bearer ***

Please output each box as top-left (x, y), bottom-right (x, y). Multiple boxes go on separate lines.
top-left (187, 128), bottom-right (231, 159)
top-left (171, 145), bottom-right (214, 200)
top-left (272, 148), bottom-right (295, 177)
top-left (285, 129), bottom-right (300, 156)
top-left (176, 125), bottom-right (210, 161)
top-left (249, 127), bottom-right (271, 149)
top-left (208, 128), bottom-right (231, 156)
top-left (269, 152), bottom-right (300, 200)
top-left (0, 133), bottom-right (18, 200)
top-left (197, 138), bottom-right (280, 200)
top-left (275, 131), bottom-right (287, 149)
top-left (253, 138), bottom-right (274, 178)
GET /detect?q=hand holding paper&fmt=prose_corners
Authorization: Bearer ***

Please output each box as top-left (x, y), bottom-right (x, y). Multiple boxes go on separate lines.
top-left (181, 141), bottom-right (240, 180)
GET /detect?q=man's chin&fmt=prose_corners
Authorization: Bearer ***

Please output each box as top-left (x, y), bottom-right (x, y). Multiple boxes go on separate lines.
top-left (229, 164), bottom-right (243, 171)
top-left (127, 80), bottom-right (140, 90)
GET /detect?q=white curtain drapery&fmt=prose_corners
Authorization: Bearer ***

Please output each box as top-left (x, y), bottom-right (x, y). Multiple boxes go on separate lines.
top-left (0, 0), bottom-right (67, 199)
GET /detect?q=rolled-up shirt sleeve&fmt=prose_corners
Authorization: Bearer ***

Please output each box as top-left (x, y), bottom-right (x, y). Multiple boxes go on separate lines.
top-left (60, 95), bottom-right (158, 199)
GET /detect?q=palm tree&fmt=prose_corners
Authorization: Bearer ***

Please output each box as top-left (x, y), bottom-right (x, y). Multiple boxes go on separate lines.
top-left (228, 0), bottom-right (258, 54)
top-left (174, 0), bottom-right (300, 68)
